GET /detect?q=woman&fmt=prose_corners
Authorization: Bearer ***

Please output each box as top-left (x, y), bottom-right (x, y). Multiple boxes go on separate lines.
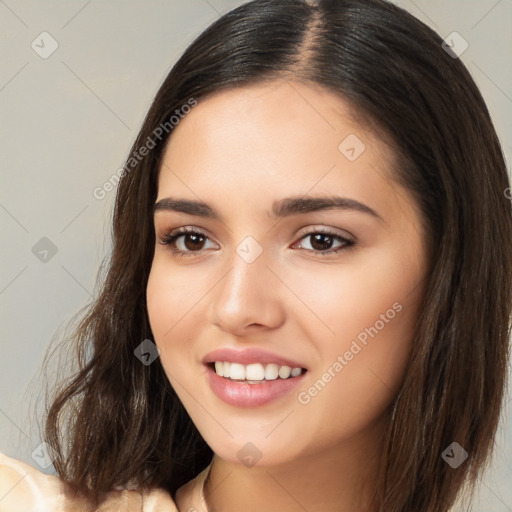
top-left (1, 0), bottom-right (511, 510)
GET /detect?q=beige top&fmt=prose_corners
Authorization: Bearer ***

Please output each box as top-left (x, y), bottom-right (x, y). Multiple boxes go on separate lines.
top-left (0, 452), bottom-right (211, 511)
top-left (0, 452), bottom-right (461, 511)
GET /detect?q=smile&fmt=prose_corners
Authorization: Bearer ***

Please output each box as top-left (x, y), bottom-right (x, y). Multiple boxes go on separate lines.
top-left (202, 347), bottom-right (308, 407)
top-left (205, 363), bottom-right (307, 408)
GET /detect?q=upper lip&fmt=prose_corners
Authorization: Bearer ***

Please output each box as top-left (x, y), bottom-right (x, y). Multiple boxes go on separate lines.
top-left (203, 348), bottom-right (307, 369)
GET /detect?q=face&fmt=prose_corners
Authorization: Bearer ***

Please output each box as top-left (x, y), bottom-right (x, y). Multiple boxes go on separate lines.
top-left (146, 79), bottom-right (428, 467)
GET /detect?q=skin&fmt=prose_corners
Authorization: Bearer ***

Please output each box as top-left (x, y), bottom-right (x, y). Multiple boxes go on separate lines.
top-left (146, 79), bottom-right (428, 512)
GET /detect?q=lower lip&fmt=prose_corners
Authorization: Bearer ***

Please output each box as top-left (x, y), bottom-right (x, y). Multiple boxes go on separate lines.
top-left (205, 365), bottom-right (307, 408)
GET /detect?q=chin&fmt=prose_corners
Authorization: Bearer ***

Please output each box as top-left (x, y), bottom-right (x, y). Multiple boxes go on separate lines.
top-left (197, 421), bottom-right (308, 468)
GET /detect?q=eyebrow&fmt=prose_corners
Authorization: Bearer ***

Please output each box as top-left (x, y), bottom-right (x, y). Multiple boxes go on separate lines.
top-left (153, 195), bottom-right (384, 222)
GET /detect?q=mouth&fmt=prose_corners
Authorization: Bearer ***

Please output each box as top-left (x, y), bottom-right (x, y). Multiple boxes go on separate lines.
top-left (207, 361), bottom-right (307, 383)
top-left (202, 347), bottom-right (309, 407)
top-left (204, 362), bottom-right (308, 408)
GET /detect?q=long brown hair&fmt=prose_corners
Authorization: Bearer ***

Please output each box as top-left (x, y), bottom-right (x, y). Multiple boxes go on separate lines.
top-left (44, 1), bottom-right (512, 510)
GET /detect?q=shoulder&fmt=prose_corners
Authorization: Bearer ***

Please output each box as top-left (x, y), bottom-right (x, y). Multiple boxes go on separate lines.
top-left (0, 452), bottom-right (178, 512)
top-left (0, 452), bottom-right (69, 511)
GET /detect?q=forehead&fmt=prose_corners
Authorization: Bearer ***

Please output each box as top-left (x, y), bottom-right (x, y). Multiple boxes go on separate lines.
top-left (157, 79), bottom-right (402, 215)
top-left (163, 80), bottom-right (385, 163)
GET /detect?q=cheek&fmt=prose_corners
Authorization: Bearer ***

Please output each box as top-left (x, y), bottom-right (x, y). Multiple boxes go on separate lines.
top-left (286, 243), bottom-right (422, 352)
top-left (146, 260), bottom-right (187, 364)
top-left (146, 262), bottom-right (173, 338)
top-left (289, 249), bottom-right (423, 444)
top-left (146, 257), bottom-right (202, 336)
top-left (146, 257), bottom-right (210, 383)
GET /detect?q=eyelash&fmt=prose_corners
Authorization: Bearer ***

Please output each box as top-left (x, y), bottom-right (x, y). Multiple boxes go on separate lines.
top-left (158, 226), bottom-right (355, 258)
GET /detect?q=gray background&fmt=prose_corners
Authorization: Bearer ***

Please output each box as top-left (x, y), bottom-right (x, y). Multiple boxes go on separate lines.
top-left (1, 1), bottom-right (511, 510)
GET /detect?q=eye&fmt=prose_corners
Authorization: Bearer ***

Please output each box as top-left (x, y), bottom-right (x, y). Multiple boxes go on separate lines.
top-left (158, 226), bottom-right (356, 258)
top-left (158, 226), bottom-right (216, 257)
top-left (293, 227), bottom-right (355, 256)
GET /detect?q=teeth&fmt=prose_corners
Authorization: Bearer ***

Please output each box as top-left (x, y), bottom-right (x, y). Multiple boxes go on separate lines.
top-left (278, 366), bottom-right (291, 379)
top-left (212, 362), bottom-right (304, 381)
top-left (230, 363), bottom-right (245, 380)
top-left (246, 363), bottom-right (265, 380)
top-left (290, 367), bottom-right (302, 377)
top-left (264, 363), bottom-right (279, 380)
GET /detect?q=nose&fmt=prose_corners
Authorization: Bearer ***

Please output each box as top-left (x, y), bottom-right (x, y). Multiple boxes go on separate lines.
top-left (208, 246), bottom-right (286, 336)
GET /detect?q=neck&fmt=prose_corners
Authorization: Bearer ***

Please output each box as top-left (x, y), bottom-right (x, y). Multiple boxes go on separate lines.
top-left (204, 415), bottom-right (387, 512)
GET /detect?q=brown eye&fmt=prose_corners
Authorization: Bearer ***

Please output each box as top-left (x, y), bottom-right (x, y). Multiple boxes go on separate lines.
top-left (180, 232), bottom-right (206, 251)
top-left (296, 229), bottom-right (355, 256)
top-left (160, 227), bottom-right (216, 257)
top-left (309, 233), bottom-right (336, 251)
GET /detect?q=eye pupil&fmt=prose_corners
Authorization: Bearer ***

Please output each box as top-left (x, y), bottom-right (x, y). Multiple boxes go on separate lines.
top-left (184, 233), bottom-right (205, 250)
top-left (310, 233), bottom-right (333, 251)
